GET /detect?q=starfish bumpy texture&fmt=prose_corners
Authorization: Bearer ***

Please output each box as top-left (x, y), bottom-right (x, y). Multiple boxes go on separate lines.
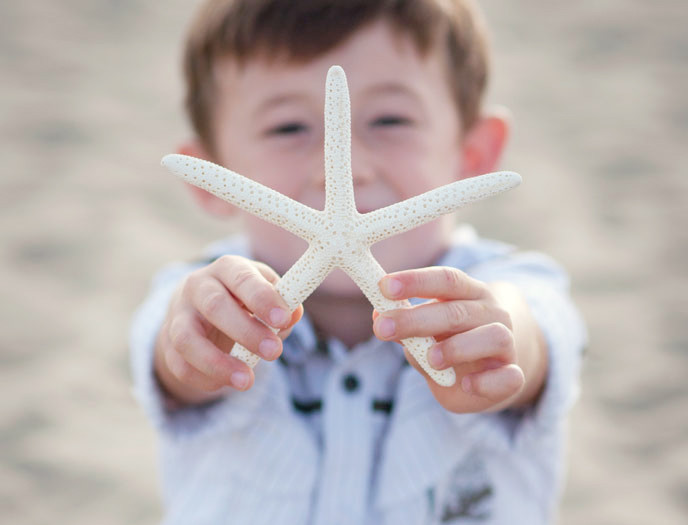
top-left (162, 65), bottom-right (521, 387)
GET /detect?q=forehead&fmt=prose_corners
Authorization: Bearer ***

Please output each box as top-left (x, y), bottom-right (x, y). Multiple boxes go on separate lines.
top-left (213, 20), bottom-right (453, 113)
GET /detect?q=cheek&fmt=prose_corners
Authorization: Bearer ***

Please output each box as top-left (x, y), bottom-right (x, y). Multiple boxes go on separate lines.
top-left (242, 216), bottom-right (308, 272)
top-left (371, 216), bottom-right (454, 272)
top-left (214, 134), bottom-right (310, 197)
top-left (390, 164), bottom-right (454, 201)
top-left (382, 143), bottom-right (461, 200)
top-left (240, 153), bottom-right (320, 199)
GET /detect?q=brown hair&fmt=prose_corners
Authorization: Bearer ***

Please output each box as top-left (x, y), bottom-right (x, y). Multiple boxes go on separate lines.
top-left (183, 0), bottom-right (490, 152)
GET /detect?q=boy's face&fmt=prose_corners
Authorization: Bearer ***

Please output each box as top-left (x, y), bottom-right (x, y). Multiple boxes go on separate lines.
top-left (194, 20), bottom-right (501, 297)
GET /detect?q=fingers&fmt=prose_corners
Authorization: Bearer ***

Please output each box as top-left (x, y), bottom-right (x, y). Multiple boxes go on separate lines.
top-left (181, 255), bottom-right (303, 361)
top-left (162, 313), bottom-right (255, 391)
top-left (161, 255), bottom-right (305, 395)
top-left (278, 305), bottom-right (304, 339)
top-left (428, 323), bottom-right (523, 402)
top-left (374, 266), bottom-right (509, 341)
top-left (254, 261), bottom-right (281, 284)
top-left (373, 299), bottom-right (511, 341)
top-left (379, 266), bottom-right (486, 301)
top-left (375, 267), bottom-right (526, 409)
top-left (187, 275), bottom-right (284, 361)
top-left (461, 364), bottom-right (524, 402)
top-left (209, 256), bottom-right (293, 329)
top-left (427, 323), bottom-right (515, 369)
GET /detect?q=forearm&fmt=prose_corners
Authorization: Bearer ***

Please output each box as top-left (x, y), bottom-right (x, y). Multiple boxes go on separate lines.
top-left (487, 281), bottom-right (548, 409)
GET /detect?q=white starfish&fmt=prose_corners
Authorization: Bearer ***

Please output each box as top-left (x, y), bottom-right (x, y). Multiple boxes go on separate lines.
top-left (162, 65), bottom-right (521, 387)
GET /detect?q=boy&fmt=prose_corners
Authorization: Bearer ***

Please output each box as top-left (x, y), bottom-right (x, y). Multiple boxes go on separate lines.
top-left (131, 1), bottom-right (586, 523)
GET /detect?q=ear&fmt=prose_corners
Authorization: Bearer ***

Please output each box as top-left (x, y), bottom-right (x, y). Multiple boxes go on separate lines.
top-left (460, 107), bottom-right (510, 179)
top-left (176, 140), bottom-right (238, 217)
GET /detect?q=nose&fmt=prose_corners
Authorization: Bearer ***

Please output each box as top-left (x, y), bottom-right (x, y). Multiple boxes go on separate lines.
top-left (350, 137), bottom-right (377, 187)
top-left (310, 132), bottom-right (377, 194)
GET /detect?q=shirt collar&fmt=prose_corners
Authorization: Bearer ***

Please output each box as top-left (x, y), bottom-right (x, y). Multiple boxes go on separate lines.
top-left (282, 311), bottom-right (320, 366)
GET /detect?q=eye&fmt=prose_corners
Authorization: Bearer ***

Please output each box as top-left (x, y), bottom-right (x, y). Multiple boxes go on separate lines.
top-left (268, 122), bottom-right (309, 136)
top-left (371, 115), bottom-right (412, 127)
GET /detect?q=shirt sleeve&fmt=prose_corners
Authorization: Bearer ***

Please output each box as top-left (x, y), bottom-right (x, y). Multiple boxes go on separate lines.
top-left (129, 260), bottom-right (204, 432)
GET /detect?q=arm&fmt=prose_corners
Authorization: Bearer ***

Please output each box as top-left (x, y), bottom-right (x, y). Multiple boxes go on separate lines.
top-left (154, 255), bottom-right (303, 406)
top-left (372, 267), bottom-right (548, 414)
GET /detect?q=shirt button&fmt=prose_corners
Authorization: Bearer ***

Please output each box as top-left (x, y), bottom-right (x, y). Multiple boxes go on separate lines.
top-left (342, 374), bottom-right (360, 393)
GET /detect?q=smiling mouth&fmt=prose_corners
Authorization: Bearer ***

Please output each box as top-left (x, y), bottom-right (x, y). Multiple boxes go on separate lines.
top-left (355, 197), bottom-right (399, 214)
top-left (302, 193), bottom-right (393, 214)
top-left (355, 201), bottom-right (395, 214)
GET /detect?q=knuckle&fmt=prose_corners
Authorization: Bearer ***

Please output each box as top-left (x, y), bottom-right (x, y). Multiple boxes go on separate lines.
top-left (231, 267), bottom-right (259, 292)
top-left (444, 301), bottom-right (469, 330)
top-left (254, 261), bottom-right (279, 282)
top-left (168, 317), bottom-right (192, 352)
top-left (214, 254), bottom-right (241, 270)
top-left (202, 291), bottom-right (226, 319)
top-left (439, 266), bottom-right (463, 291)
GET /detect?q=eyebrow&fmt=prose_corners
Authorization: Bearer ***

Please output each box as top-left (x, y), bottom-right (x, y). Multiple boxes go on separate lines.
top-left (252, 93), bottom-right (311, 120)
top-left (359, 82), bottom-right (427, 119)
top-left (251, 82), bottom-right (423, 121)
top-left (361, 82), bottom-right (423, 103)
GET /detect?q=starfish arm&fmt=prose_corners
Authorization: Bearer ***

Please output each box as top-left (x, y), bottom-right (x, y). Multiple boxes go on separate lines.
top-left (273, 245), bottom-right (336, 310)
top-left (230, 245), bottom-right (335, 368)
top-left (162, 154), bottom-right (321, 241)
top-left (360, 171), bottom-right (522, 245)
top-left (323, 66), bottom-right (356, 216)
top-left (342, 250), bottom-right (457, 387)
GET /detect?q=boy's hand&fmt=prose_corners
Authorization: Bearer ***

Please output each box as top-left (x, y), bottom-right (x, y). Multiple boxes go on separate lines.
top-left (373, 267), bottom-right (545, 414)
top-left (154, 255), bottom-right (303, 405)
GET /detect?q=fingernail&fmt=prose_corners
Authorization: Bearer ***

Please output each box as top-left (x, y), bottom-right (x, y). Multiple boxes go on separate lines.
top-left (383, 278), bottom-right (403, 298)
top-left (269, 307), bottom-right (289, 327)
top-left (258, 338), bottom-right (280, 360)
top-left (231, 371), bottom-right (249, 389)
top-left (376, 317), bottom-right (396, 338)
top-left (461, 375), bottom-right (473, 394)
top-left (428, 346), bottom-right (445, 369)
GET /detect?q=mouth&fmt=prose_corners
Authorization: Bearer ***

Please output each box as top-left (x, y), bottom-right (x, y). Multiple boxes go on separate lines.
top-left (355, 198), bottom-right (398, 215)
top-left (301, 192), bottom-right (396, 215)
top-left (355, 202), bottom-right (396, 215)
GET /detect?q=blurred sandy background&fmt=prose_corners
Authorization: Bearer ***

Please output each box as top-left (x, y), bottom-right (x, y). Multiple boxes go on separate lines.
top-left (1, 1), bottom-right (686, 523)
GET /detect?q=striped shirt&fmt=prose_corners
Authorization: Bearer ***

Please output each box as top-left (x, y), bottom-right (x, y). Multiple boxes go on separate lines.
top-left (130, 226), bottom-right (586, 524)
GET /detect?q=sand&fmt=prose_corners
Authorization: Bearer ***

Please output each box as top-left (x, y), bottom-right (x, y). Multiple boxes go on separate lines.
top-left (1, 1), bottom-right (686, 523)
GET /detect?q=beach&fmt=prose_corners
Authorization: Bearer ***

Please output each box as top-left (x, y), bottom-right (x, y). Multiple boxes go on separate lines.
top-left (1, 1), bottom-right (686, 523)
